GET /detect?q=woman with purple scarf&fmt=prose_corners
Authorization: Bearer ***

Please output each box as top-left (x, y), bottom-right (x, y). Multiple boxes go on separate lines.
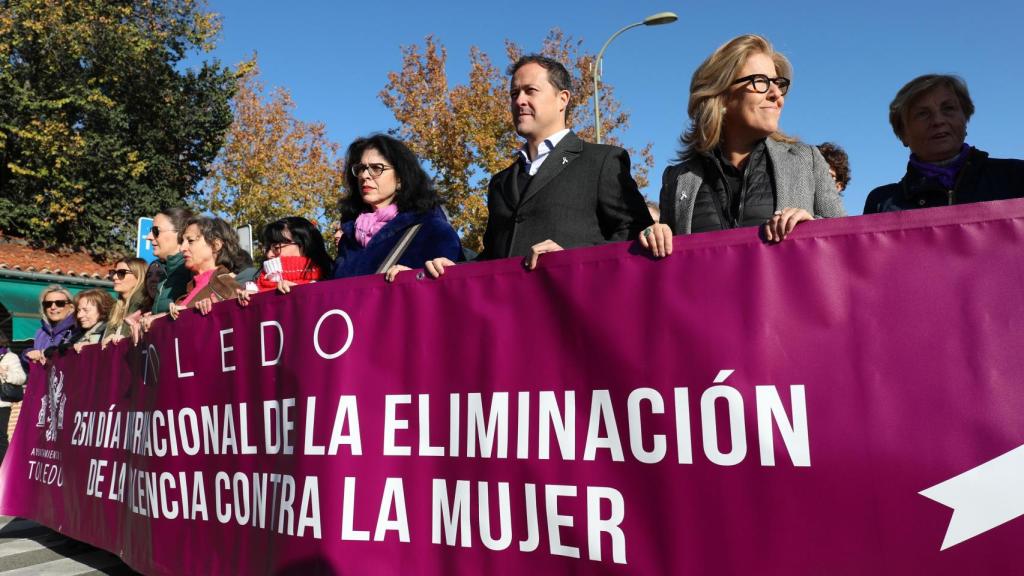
top-left (864, 74), bottom-right (1024, 213)
top-left (22, 285), bottom-right (82, 366)
top-left (331, 134), bottom-right (462, 281)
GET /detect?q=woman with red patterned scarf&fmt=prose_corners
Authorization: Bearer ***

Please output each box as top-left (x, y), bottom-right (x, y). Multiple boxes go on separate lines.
top-left (238, 217), bottom-right (333, 305)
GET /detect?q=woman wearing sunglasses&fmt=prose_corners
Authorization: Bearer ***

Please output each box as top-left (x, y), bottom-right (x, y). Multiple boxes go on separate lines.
top-left (102, 257), bottom-right (153, 346)
top-left (332, 134), bottom-right (462, 281)
top-left (22, 285), bottom-right (80, 366)
top-left (641, 35), bottom-right (845, 257)
top-left (145, 207), bottom-right (194, 314)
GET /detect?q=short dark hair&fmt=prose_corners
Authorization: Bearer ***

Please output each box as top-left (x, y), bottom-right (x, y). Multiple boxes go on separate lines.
top-left (184, 216), bottom-right (250, 273)
top-left (817, 142), bottom-right (851, 192)
top-left (157, 207), bottom-right (194, 244)
top-left (341, 134), bottom-right (439, 221)
top-left (508, 54), bottom-right (573, 120)
top-left (261, 217), bottom-right (333, 278)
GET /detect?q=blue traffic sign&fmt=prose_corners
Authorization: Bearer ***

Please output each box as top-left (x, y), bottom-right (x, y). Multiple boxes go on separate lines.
top-left (136, 217), bottom-right (156, 263)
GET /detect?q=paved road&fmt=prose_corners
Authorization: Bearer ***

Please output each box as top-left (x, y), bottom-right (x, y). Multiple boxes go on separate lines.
top-left (0, 516), bottom-right (139, 575)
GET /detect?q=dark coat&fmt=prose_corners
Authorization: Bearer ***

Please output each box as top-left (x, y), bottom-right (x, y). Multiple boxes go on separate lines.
top-left (479, 131), bottom-right (652, 260)
top-left (333, 207), bottom-right (462, 279)
top-left (864, 147), bottom-right (1024, 214)
top-left (660, 138), bottom-right (846, 235)
top-left (151, 252), bottom-right (191, 313)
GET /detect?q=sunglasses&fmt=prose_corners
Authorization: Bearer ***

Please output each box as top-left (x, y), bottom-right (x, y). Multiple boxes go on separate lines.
top-left (150, 226), bottom-right (176, 238)
top-left (43, 299), bottom-right (70, 309)
top-left (108, 268), bottom-right (135, 280)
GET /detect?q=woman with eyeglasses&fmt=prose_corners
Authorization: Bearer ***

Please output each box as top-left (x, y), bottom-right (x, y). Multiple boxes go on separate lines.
top-left (168, 216), bottom-right (248, 319)
top-left (332, 134), bottom-right (462, 281)
top-left (641, 35), bottom-right (845, 257)
top-left (237, 217), bottom-right (333, 306)
top-left (101, 257), bottom-right (153, 346)
top-left (22, 285), bottom-right (81, 366)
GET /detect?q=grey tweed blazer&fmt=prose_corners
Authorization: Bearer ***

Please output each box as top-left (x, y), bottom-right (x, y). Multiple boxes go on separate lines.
top-left (659, 138), bottom-right (847, 234)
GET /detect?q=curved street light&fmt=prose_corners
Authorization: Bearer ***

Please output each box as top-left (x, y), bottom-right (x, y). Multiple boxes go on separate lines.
top-left (592, 11), bottom-right (678, 144)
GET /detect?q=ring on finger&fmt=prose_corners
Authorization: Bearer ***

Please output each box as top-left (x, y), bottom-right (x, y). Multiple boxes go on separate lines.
top-left (643, 227), bottom-right (653, 238)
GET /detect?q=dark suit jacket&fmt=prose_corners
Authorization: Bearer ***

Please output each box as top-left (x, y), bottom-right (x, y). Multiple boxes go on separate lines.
top-left (478, 131), bottom-right (653, 260)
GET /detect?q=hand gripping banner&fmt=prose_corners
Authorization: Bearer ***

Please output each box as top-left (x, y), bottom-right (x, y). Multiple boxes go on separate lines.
top-left (3, 199), bottom-right (1024, 575)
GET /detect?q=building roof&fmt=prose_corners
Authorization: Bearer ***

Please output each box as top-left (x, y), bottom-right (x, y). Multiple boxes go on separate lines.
top-left (0, 236), bottom-right (117, 341)
top-left (0, 236), bottom-right (111, 279)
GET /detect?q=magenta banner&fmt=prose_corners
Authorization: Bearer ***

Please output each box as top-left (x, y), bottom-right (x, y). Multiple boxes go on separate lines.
top-left (3, 200), bottom-right (1024, 575)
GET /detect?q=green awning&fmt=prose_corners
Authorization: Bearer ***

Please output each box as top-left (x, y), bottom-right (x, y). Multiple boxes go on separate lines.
top-left (0, 274), bottom-right (114, 342)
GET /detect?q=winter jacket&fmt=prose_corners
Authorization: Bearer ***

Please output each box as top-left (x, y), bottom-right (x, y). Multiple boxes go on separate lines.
top-left (151, 252), bottom-right (192, 313)
top-left (333, 208), bottom-right (462, 279)
top-left (0, 350), bottom-right (27, 408)
top-left (21, 314), bottom-right (80, 365)
top-left (864, 147), bottom-right (1024, 213)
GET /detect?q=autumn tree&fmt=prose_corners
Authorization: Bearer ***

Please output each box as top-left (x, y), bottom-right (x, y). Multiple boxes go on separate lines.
top-left (381, 29), bottom-right (654, 252)
top-left (0, 0), bottom-right (235, 258)
top-left (195, 60), bottom-right (345, 240)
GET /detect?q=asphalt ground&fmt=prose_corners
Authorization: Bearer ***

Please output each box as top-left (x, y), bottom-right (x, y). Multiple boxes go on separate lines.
top-left (0, 516), bottom-right (139, 575)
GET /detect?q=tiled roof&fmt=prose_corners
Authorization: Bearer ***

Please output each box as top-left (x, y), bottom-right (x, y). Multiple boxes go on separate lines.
top-left (0, 236), bottom-right (111, 279)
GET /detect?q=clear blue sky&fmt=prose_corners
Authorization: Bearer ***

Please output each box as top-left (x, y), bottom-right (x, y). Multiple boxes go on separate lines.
top-left (196, 0), bottom-right (1024, 215)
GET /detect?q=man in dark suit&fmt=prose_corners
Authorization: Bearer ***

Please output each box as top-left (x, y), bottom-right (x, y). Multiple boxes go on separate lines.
top-left (426, 54), bottom-right (653, 275)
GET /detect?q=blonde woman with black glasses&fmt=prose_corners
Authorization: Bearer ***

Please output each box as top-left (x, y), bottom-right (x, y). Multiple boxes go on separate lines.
top-left (641, 35), bottom-right (846, 258)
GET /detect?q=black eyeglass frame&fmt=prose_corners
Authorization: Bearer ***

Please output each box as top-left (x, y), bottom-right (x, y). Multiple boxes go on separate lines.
top-left (350, 163), bottom-right (393, 178)
top-left (268, 242), bottom-right (298, 254)
top-left (43, 299), bottom-right (70, 309)
top-left (107, 268), bottom-right (135, 280)
top-left (731, 74), bottom-right (791, 96)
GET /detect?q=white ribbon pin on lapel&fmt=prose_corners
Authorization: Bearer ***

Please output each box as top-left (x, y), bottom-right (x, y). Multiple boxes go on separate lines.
top-left (562, 157), bottom-right (568, 165)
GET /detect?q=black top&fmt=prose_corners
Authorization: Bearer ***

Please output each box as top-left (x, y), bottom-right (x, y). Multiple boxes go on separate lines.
top-left (864, 147), bottom-right (1024, 214)
top-left (690, 140), bottom-right (777, 233)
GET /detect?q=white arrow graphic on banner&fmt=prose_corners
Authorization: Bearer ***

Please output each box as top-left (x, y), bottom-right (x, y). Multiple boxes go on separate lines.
top-left (920, 444), bottom-right (1024, 550)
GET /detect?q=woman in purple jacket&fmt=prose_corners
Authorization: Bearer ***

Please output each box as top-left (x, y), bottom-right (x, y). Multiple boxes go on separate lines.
top-left (23, 285), bottom-right (81, 366)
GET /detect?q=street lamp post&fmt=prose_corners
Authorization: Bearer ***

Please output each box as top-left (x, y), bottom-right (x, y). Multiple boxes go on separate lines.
top-left (592, 11), bottom-right (678, 144)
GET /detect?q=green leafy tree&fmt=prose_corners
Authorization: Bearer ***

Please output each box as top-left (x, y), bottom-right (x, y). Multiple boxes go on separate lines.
top-left (0, 0), bottom-right (235, 258)
top-left (381, 29), bottom-right (654, 252)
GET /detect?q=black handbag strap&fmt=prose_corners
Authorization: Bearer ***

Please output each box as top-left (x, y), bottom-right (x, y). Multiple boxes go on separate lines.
top-left (375, 223), bottom-right (423, 274)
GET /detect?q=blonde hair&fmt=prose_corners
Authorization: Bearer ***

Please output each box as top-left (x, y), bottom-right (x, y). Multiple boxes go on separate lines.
top-left (38, 284), bottom-right (74, 318)
top-left (681, 34), bottom-right (796, 156)
top-left (107, 258), bottom-right (150, 330)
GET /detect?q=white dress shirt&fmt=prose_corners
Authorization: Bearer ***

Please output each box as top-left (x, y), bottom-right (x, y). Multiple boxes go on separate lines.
top-left (518, 128), bottom-right (571, 176)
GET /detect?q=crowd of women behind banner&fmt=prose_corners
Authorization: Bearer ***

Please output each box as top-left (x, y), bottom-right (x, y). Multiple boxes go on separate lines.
top-left (2, 33), bottom-right (1022, 466)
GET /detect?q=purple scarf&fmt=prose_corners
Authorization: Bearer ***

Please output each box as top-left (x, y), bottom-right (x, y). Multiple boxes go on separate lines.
top-left (908, 144), bottom-right (970, 190)
top-left (354, 204), bottom-right (399, 247)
